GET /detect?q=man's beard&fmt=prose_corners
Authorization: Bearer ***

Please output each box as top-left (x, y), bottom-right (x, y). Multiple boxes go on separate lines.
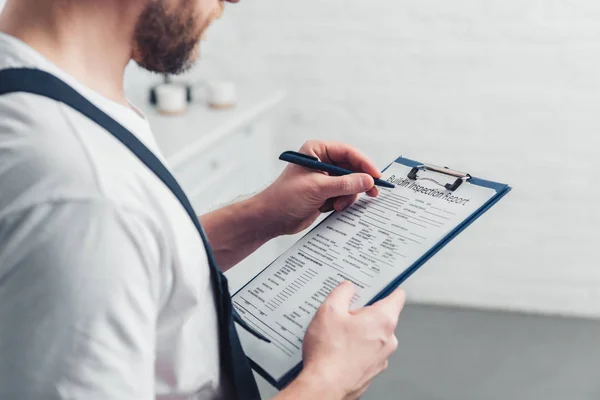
top-left (132, 0), bottom-right (210, 75)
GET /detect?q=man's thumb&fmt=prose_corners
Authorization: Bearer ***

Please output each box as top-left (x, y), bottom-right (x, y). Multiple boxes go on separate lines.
top-left (324, 281), bottom-right (356, 312)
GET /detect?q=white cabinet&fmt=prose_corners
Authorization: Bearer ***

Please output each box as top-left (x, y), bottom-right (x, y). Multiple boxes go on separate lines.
top-left (131, 86), bottom-right (284, 210)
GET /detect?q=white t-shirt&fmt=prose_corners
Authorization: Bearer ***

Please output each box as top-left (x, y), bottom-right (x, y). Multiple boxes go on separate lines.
top-left (0, 33), bottom-right (226, 399)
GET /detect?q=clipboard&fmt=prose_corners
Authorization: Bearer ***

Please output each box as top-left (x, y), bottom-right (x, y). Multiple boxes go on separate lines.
top-left (234, 156), bottom-right (512, 390)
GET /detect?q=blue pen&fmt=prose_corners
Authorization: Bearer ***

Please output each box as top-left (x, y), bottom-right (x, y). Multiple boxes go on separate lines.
top-left (279, 151), bottom-right (395, 189)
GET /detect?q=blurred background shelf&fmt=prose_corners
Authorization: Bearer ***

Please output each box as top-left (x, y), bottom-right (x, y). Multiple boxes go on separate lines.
top-left (129, 82), bottom-right (285, 214)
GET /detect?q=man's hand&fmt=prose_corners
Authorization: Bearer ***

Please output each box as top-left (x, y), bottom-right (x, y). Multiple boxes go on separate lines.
top-left (257, 140), bottom-right (382, 236)
top-left (200, 141), bottom-right (381, 271)
top-left (277, 282), bottom-right (406, 400)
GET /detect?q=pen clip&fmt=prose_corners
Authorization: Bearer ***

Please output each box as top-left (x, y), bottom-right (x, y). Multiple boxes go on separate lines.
top-left (232, 308), bottom-right (271, 343)
top-left (279, 151), bottom-right (320, 162)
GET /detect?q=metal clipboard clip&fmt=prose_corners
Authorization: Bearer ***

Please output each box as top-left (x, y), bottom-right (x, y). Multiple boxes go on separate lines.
top-left (407, 164), bottom-right (471, 192)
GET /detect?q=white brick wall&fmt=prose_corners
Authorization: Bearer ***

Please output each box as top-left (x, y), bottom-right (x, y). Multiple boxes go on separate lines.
top-left (3, 0), bottom-right (598, 317)
top-left (204, 0), bottom-right (600, 318)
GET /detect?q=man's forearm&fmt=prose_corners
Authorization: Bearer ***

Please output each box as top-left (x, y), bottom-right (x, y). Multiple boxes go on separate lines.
top-left (199, 194), bottom-right (280, 272)
top-left (275, 371), bottom-right (344, 400)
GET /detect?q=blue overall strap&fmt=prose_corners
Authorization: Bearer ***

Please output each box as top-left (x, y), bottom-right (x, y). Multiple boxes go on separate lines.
top-left (0, 68), bottom-right (260, 400)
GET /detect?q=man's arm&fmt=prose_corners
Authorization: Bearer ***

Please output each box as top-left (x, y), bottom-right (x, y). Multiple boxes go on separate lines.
top-left (0, 200), bottom-right (161, 399)
top-left (200, 195), bottom-right (278, 272)
top-left (200, 141), bottom-right (382, 272)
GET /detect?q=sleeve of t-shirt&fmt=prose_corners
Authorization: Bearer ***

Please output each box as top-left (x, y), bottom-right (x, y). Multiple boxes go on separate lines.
top-left (0, 200), bottom-right (165, 400)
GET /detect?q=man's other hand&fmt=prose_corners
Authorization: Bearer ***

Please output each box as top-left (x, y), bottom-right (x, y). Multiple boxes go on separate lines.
top-left (278, 282), bottom-right (406, 400)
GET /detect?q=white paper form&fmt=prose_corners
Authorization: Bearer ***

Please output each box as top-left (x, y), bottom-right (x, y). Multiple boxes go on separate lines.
top-left (233, 162), bottom-right (497, 382)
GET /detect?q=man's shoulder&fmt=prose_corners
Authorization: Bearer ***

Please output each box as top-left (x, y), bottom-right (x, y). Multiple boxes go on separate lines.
top-left (0, 92), bottom-right (104, 211)
top-left (0, 92), bottom-right (152, 218)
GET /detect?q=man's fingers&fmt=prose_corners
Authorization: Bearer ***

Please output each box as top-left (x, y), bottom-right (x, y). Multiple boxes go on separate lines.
top-left (333, 194), bottom-right (358, 211)
top-left (354, 380), bottom-right (374, 399)
top-left (369, 288), bottom-right (406, 327)
top-left (318, 199), bottom-right (336, 213)
top-left (320, 194), bottom-right (359, 213)
top-left (324, 281), bottom-right (356, 312)
top-left (366, 186), bottom-right (379, 198)
top-left (375, 288), bottom-right (406, 314)
top-left (302, 141), bottom-right (382, 179)
top-left (315, 173), bottom-right (375, 199)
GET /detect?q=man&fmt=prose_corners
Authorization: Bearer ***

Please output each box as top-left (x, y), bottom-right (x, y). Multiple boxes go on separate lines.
top-left (0, 0), bottom-right (405, 399)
